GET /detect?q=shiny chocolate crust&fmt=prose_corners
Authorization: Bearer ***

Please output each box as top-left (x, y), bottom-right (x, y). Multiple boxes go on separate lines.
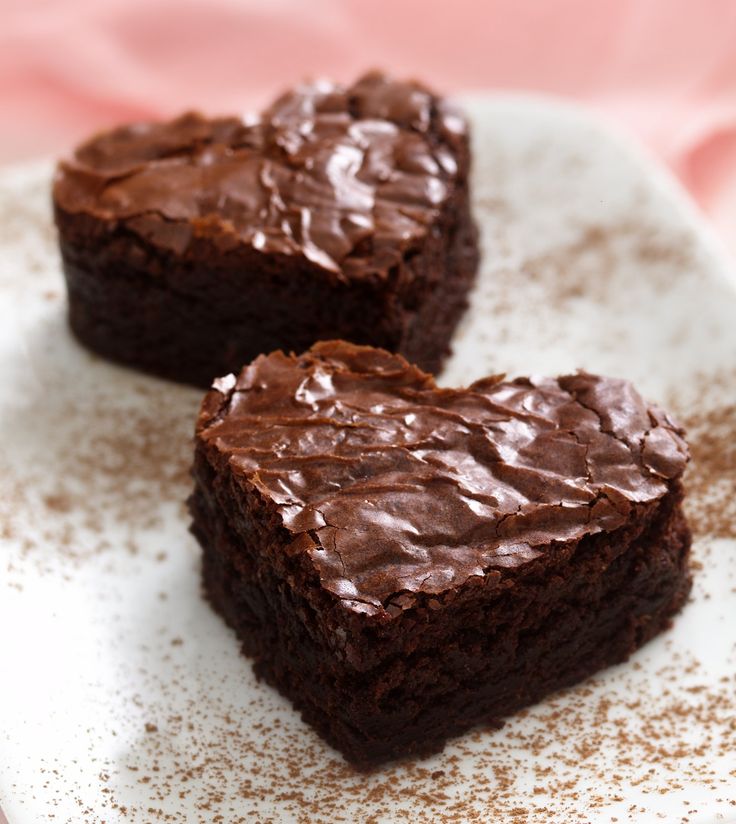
top-left (53, 72), bottom-right (469, 282)
top-left (196, 341), bottom-right (689, 615)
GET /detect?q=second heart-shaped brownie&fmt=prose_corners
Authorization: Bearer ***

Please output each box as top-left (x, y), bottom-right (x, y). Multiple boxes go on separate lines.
top-left (189, 340), bottom-right (691, 766)
top-left (53, 72), bottom-right (478, 387)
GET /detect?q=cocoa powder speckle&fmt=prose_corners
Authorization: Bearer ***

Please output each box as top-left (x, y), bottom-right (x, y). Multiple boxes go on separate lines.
top-left (669, 368), bottom-right (736, 540)
top-left (1, 376), bottom-right (200, 570)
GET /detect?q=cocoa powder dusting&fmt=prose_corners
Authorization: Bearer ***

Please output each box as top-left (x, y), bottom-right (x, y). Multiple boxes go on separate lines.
top-left (29, 652), bottom-right (735, 823)
top-left (670, 368), bottom-right (736, 540)
top-left (1, 378), bottom-right (200, 570)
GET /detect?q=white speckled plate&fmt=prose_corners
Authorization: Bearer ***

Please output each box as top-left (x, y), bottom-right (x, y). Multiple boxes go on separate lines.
top-left (1, 96), bottom-right (735, 824)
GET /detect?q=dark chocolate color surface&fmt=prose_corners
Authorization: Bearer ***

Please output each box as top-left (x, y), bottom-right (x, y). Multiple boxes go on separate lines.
top-left (54, 72), bottom-right (467, 282)
top-left (197, 341), bottom-right (689, 614)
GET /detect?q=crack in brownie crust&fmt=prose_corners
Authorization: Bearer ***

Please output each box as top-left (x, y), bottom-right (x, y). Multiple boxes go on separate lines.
top-left (53, 72), bottom-right (479, 386)
top-left (189, 341), bottom-right (692, 766)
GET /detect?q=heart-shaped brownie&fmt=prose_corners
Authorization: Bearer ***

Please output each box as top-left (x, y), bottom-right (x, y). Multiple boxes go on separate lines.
top-left (190, 340), bottom-right (691, 766)
top-left (53, 72), bottom-right (478, 386)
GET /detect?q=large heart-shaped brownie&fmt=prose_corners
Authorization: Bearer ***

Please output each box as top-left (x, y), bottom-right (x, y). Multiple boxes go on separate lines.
top-left (190, 340), bottom-right (691, 765)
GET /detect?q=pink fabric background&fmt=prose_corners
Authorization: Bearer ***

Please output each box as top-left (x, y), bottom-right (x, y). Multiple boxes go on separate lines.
top-left (2, 0), bottom-right (736, 259)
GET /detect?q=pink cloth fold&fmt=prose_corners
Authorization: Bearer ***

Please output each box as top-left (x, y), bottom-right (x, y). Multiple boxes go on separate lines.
top-left (2, 0), bottom-right (735, 258)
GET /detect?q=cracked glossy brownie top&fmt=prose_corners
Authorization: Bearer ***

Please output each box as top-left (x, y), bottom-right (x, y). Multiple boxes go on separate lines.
top-left (196, 341), bottom-right (689, 615)
top-left (53, 72), bottom-right (469, 281)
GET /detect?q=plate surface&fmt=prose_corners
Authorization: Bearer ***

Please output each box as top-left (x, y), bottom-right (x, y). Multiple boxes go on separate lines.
top-left (1, 96), bottom-right (735, 824)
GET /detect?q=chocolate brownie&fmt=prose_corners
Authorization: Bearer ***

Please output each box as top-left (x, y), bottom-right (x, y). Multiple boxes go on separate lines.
top-left (188, 341), bottom-right (691, 767)
top-left (52, 72), bottom-right (478, 387)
